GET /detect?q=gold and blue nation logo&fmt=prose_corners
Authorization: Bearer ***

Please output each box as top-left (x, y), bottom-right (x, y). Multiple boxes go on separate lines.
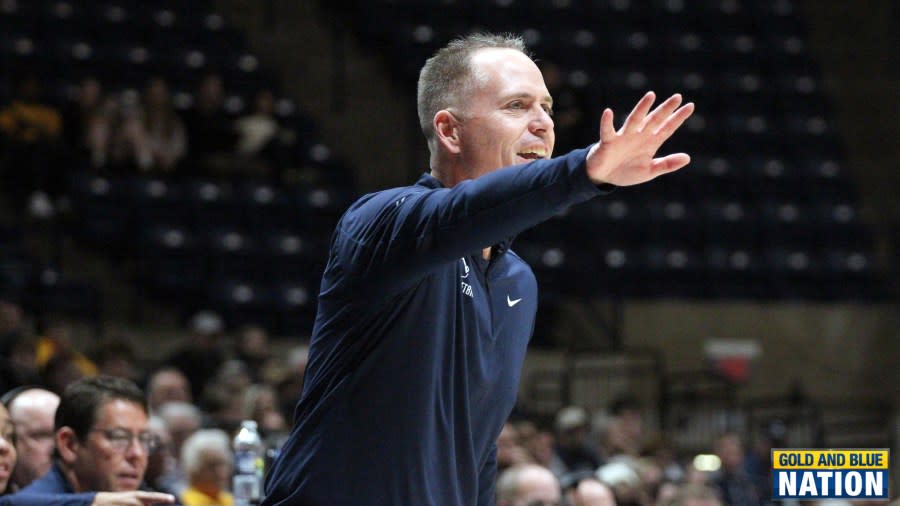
top-left (772, 449), bottom-right (889, 500)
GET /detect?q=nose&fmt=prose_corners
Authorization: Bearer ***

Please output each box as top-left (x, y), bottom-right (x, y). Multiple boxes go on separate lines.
top-left (125, 437), bottom-right (148, 460)
top-left (529, 105), bottom-right (554, 135)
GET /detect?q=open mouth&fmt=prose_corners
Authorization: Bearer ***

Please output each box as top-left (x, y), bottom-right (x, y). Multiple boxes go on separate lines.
top-left (516, 148), bottom-right (548, 161)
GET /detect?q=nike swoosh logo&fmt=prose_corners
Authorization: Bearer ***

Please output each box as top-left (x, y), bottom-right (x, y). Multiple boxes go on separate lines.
top-left (507, 295), bottom-right (522, 307)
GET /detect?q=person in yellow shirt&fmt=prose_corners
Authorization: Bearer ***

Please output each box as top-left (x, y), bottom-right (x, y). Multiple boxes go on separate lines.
top-left (179, 429), bottom-right (234, 506)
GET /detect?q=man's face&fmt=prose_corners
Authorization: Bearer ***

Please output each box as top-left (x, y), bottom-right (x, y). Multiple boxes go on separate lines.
top-left (70, 399), bottom-right (150, 492)
top-left (454, 48), bottom-right (555, 179)
top-left (9, 391), bottom-right (59, 487)
top-left (149, 371), bottom-right (192, 409)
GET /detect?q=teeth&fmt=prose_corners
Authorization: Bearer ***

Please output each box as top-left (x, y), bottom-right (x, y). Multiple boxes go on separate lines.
top-left (518, 148), bottom-right (547, 159)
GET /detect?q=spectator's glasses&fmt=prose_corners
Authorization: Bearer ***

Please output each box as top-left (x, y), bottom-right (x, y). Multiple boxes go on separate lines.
top-left (90, 428), bottom-right (160, 453)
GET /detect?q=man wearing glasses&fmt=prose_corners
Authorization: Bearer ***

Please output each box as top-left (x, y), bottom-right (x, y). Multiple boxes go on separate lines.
top-left (7, 376), bottom-right (174, 506)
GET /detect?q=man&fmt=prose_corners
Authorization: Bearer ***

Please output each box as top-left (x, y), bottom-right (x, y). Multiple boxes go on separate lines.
top-left (7, 376), bottom-right (174, 506)
top-left (4, 387), bottom-right (59, 491)
top-left (555, 405), bottom-right (603, 474)
top-left (145, 368), bottom-right (192, 414)
top-left (496, 464), bottom-right (562, 506)
top-left (562, 475), bottom-right (617, 506)
top-left (712, 432), bottom-right (768, 506)
top-left (263, 33), bottom-right (693, 505)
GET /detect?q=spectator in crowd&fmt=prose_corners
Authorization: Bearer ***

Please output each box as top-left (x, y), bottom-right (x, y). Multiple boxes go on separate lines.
top-left (202, 360), bottom-right (252, 431)
top-left (711, 432), bottom-right (768, 506)
top-left (34, 319), bottom-right (98, 380)
top-left (165, 311), bottom-right (226, 402)
top-left (561, 473), bottom-right (617, 506)
top-left (61, 77), bottom-right (115, 169)
top-left (146, 368), bottom-right (192, 414)
top-left (8, 376), bottom-right (174, 505)
top-left (496, 464), bottom-right (561, 506)
top-left (603, 396), bottom-right (645, 458)
top-left (596, 457), bottom-right (645, 506)
top-left (144, 416), bottom-right (181, 498)
top-left (671, 484), bottom-right (723, 506)
top-left (119, 77), bottom-right (186, 173)
top-left (0, 401), bottom-right (16, 495)
top-left (0, 71), bottom-right (64, 217)
top-left (182, 73), bottom-right (237, 174)
top-left (555, 406), bottom-right (603, 474)
top-left (517, 421), bottom-right (565, 476)
top-left (156, 402), bottom-right (202, 467)
top-left (178, 429), bottom-right (233, 506)
top-left (4, 388), bottom-right (59, 492)
top-left (241, 384), bottom-right (286, 436)
top-left (497, 422), bottom-right (534, 473)
top-left (233, 326), bottom-right (271, 383)
top-left (233, 89), bottom-right (294, 178)
top-left (41, 353), bottom-right (87, 397)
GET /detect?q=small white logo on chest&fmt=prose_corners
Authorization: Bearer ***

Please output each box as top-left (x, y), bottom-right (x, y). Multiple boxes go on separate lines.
top-left (507, 295), bottom-right (522, 307)
top-left (460, 257), bottom-right (474, 298)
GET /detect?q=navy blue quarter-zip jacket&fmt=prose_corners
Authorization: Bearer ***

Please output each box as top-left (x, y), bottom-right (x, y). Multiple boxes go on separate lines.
top-left (263, 148), bottom-right (607, 506)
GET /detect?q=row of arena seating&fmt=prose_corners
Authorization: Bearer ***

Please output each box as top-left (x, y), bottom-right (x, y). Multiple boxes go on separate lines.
top-left (3, 0), bottom-right (893, 336)
top-left (324, 0), bottom-right (891, 301)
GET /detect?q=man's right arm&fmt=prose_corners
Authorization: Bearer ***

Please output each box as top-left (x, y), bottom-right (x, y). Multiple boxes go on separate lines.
top-left (333, 147), bottom-right (603, 297)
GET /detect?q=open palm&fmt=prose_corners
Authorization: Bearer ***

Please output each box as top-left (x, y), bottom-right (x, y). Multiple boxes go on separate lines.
top-left (586, 91), bottom-right (695, 186)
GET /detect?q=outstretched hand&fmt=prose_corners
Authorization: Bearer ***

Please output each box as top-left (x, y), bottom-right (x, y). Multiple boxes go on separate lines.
top-left (586, 91), bottom-right (694, 186)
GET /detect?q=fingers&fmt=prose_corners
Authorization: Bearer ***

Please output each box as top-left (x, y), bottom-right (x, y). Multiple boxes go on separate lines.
top-left (137, 492), bottom-right (176, 505)
top-left (620, 91), bottom-right (655, 133)
top-left (599, 108), bottom-right (616, 143)
top-left (653, 102), bottom-right (695, 140)
top-left (650, 153), bottom-right (691, 176)
top-left (640, 93), bottom-right (683, 133)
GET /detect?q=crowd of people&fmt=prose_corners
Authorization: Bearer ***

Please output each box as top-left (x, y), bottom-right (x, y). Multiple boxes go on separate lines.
top-left (0, 289), bottom-right (783, 506)
top-left (0, 295), bottom-right (306, 505)
top-left (0, 70), bottom-right (294, 219)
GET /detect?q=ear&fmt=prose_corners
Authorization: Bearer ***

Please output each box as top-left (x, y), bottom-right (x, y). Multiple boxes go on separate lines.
top-left (56, 427), bottom-right (80, 464)
top-left (433, 110), bottom-right (462, 155)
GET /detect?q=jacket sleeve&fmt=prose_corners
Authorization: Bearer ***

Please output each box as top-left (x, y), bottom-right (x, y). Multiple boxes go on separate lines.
top-left (1, 492), bottom-right (98, 506)
top-left (330, 148), bottom-right (606, 296)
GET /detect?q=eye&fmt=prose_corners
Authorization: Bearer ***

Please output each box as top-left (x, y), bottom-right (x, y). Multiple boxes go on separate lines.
top-left (507, 100), bottom-right (525, 110)
top-left (542, 104), bottom-right (554, 116)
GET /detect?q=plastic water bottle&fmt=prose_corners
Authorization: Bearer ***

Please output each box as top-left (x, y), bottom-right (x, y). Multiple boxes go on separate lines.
top-left (233, 420), bottom-right (264, 506)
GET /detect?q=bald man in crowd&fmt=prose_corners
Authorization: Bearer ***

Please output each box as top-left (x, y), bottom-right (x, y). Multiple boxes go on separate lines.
top-left (5, 387), bottom-right (60, 491)
top-left (496, 464), bottom-right (561, 506)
